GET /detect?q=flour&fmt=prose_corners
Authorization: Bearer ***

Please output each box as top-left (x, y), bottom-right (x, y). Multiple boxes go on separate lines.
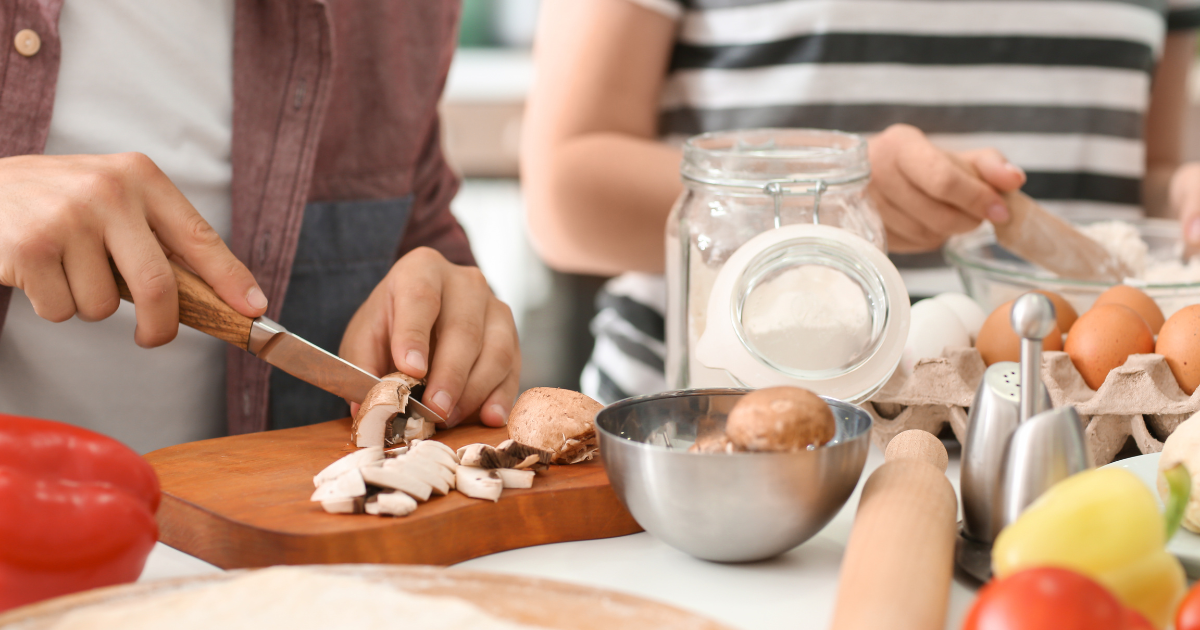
top-left (741, 265), bottom-right (872, 371)
top-left (48, 567), bottom-right (542, 630)
top-left (1079, 220), bottom-right (1200, 284)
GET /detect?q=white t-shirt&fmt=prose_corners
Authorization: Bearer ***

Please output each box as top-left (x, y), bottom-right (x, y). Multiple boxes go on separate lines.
top-left (0, 0), bottom-right (235, 453)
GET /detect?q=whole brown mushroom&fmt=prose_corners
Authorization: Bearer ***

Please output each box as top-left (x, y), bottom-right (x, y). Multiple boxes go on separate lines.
top-left (507, 387), bottom-right (604, 464)
top-left (725, 387), bottom-right (836, 452)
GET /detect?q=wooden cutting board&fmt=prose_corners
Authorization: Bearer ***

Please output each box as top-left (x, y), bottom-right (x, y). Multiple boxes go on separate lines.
top-left (0, 565), bottom-right (733, 629)
top-left (143, 419), bottom-right (641, 569)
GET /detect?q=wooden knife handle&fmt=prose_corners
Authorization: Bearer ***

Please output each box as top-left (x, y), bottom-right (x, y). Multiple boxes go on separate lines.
top-left (110, 259), bottom-right (253, 350)
top-left (830, 430), bottom-right (958, 630)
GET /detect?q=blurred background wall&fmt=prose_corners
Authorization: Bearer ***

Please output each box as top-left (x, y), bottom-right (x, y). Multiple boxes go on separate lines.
top-left (441, 0), bottom-right (1200, 394)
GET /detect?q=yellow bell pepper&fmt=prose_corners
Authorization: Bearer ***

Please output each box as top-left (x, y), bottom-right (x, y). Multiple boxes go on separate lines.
top-left (992, 466), bottom-right (1190, 629)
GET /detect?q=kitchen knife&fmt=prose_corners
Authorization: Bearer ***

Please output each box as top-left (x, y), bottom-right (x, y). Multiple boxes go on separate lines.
top-left (109, 260), bottom-right (446, 424)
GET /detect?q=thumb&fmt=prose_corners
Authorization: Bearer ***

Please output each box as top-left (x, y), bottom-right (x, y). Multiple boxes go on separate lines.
top-left (960, 148), bottom-right (1026, 193)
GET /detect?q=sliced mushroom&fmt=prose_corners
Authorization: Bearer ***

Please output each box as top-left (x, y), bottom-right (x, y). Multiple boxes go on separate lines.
top-left (360, 465), bottom-right (434, 502)
top-left (403, 416), bottom-right (437, 443)
top-left (456, 466), bottom-right (503, 502)
top-left (495, 468), bottom-right (535, 489)
top-left (412, 439), bottom-right (460, 464)
top-left (321, 497), bottom-right (363, 514)
top-left (383, 456), bottom-right (451, 495)
top-left (458, 443), bottom-right (493, 467)
top-left (313, 446), bottom-right (384, 488)
top-left (310, 468), bottom-right (367, 501)
top-left (408, 440), bottom-right (459, 472)
top-left (365, 492), bottom-right (418, 517)
top-left (351, 374), bottom-right (422, 447)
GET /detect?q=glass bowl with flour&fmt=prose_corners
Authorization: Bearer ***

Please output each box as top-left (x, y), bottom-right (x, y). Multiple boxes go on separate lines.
top-left (945, 217), bottom-right (1200, 318)
top-left (665, 129), bottom-right (910, 403)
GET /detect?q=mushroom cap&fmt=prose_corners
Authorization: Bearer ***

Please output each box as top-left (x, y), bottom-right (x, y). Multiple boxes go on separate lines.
top-left (725, 387), bottom-right (836, 452)
top-left (507, 388), bottom-right (603, 463)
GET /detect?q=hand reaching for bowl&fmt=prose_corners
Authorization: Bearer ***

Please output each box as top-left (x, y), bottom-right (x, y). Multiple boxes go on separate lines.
top-left (868, 124), bottom-right (1027, 252)
top-left (0, 153), bottom-right (268, 347)
top-left (339, 247), bottom-right (520, 429)
top-left (1169, 163), bottom-right (1200, 255)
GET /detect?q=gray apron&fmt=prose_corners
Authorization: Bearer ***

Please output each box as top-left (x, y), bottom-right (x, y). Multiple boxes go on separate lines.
top-left (269, 197), bottom-right (413, 430)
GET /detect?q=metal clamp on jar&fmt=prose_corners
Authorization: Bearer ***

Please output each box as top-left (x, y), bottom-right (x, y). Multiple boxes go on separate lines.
top-left (665, 128), bottom-right (909, 402)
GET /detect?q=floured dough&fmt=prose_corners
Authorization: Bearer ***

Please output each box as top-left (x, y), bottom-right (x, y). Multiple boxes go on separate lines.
top-left (50, 567), bottom-right (544, 630)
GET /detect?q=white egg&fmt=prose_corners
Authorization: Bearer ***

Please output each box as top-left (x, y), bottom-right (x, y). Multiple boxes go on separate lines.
top-left (933, 292), bottom-right (987, 342)
top-left (902, 298), bottom-right (971, 374)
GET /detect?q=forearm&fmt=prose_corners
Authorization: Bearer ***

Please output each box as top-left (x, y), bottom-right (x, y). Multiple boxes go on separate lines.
top-left (524, 133), bottom-right (682, 275)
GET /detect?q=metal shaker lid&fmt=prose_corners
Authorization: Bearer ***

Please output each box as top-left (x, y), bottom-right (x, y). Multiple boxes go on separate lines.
top-left (695, 224), bottom-right (910, 404)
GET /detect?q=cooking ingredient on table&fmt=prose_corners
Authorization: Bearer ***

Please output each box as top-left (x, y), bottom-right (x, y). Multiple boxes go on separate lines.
top-left (1158, 412), bottom-right (1200, 533)
top-left (1176, 580), bottom-right (1200, 630)
top-left (992, 467), bottom-right (1188, 628)
top-left (312, 438), bottom-right (548, 515)
top-left (0, 414), bottom-right (160, 612)
top-left (902, 295), bottom-right (973, 374)
top-left (975, 299), bottom-right (1062, 366)
top-left (1064, 304), bottom-right (1156, 390)
top-left (993, 191), bottom-right (1133, 282)
top-left (723, 387), bottom-right (835, 452)
top-left (931, 292), bottom-right (987, 340)
top-left (963, 567), bottom-right (1153, 630)
top-left (1033, 289), bottom-right (1079, 332)
top-left (351, 373), bottom-right (434, 447)
top-left (43, 566), bottom-right (544, 630)
top-left (1094, 285), bottom-right (1166, 335)
top-left (830, 430), bottom-right (956, 630)
top-left (1081, 220), bottom-right (1200, 284)
top-left (507, 388), bottom-right (602, 464)
top-left (1156, 305), bottom-right (1200, 395)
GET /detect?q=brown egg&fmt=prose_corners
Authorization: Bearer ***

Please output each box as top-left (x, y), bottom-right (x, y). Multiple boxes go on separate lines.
top-left (1033, 290), bottom-right (1079, 333)
top-left (1156, 305), bottom-right (1200, 395)
top-left (1064, 304), bottom-right (1155, 390)
top-left (1093, 285), bottom-right (1164, 334)
top-left (975, 300), bottom-right (1063, 366)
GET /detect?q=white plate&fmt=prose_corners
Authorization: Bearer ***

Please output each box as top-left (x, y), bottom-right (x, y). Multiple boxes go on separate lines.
top-left (1103, 453), bottom-right (1200, 578)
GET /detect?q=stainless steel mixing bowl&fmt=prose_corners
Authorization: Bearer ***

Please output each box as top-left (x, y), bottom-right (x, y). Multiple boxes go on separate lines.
top-left (596, 388), bottom-right (872, 563)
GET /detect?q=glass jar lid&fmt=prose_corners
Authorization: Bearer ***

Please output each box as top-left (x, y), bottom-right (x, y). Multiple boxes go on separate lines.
top-left (695, 224), bottom-right (910, 403)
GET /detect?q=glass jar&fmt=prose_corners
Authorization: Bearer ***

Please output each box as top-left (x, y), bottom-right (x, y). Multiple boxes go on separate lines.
top-left (665, 128), bottom-right (910, 403)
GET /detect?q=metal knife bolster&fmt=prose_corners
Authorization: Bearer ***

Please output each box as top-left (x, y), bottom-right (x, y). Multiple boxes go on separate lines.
top-left (246, 317), bottom-right (445, 424)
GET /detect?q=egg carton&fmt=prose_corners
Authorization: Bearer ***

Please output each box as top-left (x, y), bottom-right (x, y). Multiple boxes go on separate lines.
top-left (866, 347), bottom-right (1200, 465)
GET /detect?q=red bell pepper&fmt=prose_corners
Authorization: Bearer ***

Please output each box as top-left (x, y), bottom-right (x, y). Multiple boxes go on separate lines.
top-left (0, 413), bottom-right (160, 612)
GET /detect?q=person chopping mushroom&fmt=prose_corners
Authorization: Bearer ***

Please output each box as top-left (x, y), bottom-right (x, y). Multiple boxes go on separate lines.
top-left (0, 1), bottom-right (519, 453)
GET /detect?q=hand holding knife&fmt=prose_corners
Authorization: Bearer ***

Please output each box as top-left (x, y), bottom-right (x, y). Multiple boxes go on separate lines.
top-left (110, 260), bottom-right (447, 425)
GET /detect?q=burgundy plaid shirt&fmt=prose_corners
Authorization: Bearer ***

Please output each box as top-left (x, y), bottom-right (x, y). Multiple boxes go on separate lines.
top-left (0, 0), bottom-right (475, 434)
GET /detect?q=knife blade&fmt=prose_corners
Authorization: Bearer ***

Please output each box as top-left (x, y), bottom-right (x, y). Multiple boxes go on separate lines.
top-left (111, 260), bottom-right (446, 424)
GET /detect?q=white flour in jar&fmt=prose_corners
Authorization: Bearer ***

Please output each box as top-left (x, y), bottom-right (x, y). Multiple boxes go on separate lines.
top-left (740, 265), bottom-right (872, 371)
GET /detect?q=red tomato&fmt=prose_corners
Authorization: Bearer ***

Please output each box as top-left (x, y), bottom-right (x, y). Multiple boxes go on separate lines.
top-left (963, 567), bottom-right (1135, 630)
top-left (1177, 581), bottom-right (1200, 630)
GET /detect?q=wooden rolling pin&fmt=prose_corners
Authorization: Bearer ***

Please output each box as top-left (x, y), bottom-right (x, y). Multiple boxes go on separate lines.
top-left (993, 191), bottom-right (1132, 282)
top-left (830, 430), bottom-right (958, 630)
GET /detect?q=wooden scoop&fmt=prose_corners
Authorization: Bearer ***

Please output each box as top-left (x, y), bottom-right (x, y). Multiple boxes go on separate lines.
top-left (830, 430), bottom-right (958, 630)
top-left (992, 191), bottom-right (1132, 282)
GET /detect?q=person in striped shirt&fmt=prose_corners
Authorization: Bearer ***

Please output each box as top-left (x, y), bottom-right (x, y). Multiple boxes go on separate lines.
top-left (521, 0), bottom-right (1200, 403)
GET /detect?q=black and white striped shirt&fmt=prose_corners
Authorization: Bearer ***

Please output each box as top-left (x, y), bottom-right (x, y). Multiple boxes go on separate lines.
top-left (582, 0), bottom-right (1200, 404)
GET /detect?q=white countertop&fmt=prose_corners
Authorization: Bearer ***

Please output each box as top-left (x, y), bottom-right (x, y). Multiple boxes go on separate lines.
top-left (138, 444), bottom-right (979, 629)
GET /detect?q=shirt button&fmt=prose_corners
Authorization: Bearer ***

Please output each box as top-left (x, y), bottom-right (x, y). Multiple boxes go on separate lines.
top-left (14, 29), bottom-right (41, 57)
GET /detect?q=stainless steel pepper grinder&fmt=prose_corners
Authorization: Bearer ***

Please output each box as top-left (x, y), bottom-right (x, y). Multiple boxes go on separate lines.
top-left (956, 292), bottom-right (1088, 582)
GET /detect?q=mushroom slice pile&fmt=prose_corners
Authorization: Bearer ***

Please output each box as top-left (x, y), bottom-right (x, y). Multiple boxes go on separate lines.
top-left (350, 373), bottom-right (427, 448)
top-left (313, 436), bottom-right (546, 516)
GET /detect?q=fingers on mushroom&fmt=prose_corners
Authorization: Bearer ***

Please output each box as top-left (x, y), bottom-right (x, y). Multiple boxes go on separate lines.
top-left (506, 388), bottom-right (602, 464)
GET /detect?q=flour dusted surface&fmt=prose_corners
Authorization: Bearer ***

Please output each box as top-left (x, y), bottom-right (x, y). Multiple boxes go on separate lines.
top-left (49, 567), bottom-right (546, 630)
